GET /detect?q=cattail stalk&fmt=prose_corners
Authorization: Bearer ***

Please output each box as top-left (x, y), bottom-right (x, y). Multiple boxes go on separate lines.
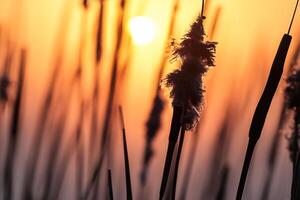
top-left (171, 126), bottom-right (185, 199)
top-left (235, 1), bottom-right (299, 197)
top-left (260, 42), bottom-right (300, 200)
top-left (178, 125), bottom-right (200, 200)
top-left (119, 106), bottom-right (132, 200)
top-left (3, 49), bottom-right (26, 200)
top-left (160, 1), bottom-right (217, 198)
top-left (140, 0), bottom-right (180, 187)
top-left (260, 104), bottom-right (286, 200)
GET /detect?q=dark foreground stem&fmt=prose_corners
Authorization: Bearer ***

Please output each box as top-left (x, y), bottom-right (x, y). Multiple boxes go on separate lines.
top-left (236, 140), bottom-right (256, 200)
top-left (4, 50), bottom-right (26, 200)
top-left (119, 106), bottom-right (132, 200)
top-left (171, 127), bottom-right (185, 200)
top-left (159, 106), bottom-right (183, 200)
top-left (108, 170), bottom-right (114, 200)
top-left (216, 165), bottom-right (230, 200)
top-left (236, 34), bottom-right (292, 200)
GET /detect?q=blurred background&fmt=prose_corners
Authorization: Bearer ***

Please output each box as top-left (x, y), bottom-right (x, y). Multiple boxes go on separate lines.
top-left (0, 0), bottom-right (299, 199)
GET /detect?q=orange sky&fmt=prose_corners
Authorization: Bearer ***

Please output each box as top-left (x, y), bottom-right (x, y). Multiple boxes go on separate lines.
top-left (0, 0), bottom-right (300, 199)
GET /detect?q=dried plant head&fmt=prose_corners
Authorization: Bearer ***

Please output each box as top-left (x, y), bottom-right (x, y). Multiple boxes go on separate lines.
top-left (164, 14), bottom-right (217, 130)
top-left (285, 69), bottom-right (300, 110)
top-left (172, 15), bottom-right (217, 67)
top-left (285, 68), bottom-right (300, 162)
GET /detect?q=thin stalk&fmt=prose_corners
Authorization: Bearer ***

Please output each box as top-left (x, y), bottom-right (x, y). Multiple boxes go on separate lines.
top-left (119, 106), bottom-right (132, 200)
top-left (178, 125), bottom-right (199, 200)
top-left (89, 0), bottom-right (105, 167)
top-left (260, 103), bottom-right (286, 200)
top-left (89, 0), bottom-right (104, 179)
top-left (216, 165), bottom-right (230, 200)
top-left (171, 126), bottom-right (185, 200)
top-left (236, 33), bottom-right (292, 200)
top-left (159, 106), bottom-right (183, 200)
top-left (108, 170), bottom-right (114, 200)
top-left (24, 2), bottom-right (72, 198)
top-left (288, 0), bottom-right (299, 35)
top-left (85, 0), bottom-right (127, 197)
top-left (42, 75), bottom-right (78, 200)
top-left (3, 49), bottom-right (26, 200)
top-left (98, 0), bottom-right (126, 174)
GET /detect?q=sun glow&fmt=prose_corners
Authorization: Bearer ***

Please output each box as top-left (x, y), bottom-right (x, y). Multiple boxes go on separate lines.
top-left (128, 16), bottom-right (157, 45)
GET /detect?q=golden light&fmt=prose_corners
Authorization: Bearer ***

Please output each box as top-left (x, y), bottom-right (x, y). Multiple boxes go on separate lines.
top-left (128, 16), bottom-right (157, 45)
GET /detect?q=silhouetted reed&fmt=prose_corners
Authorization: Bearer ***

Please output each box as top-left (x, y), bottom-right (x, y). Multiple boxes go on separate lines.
top-left (141, 0), bottom-right (180, 187)
top-left (178, 124), bottom-right (199, 200)
top-left (3, 49), bottom-right (26, 200)
top-left (216, 165), bottom-right (230, 200)
top-left (260, 42), bottom-right (300, 200)
top-left (85, 1), bottom-right (127, 198)
top-left (202, 107), bottom-right (232, 199)
top-left (0, 44), bottom-right (13, 108)
top-left (119, 106), bottom-right (132, 200)
top-left (108, 169), bottom-right (114, 200)
top-left (89, 0), bottom-right (104, 171)
top-left (235, 1), bottom-right (298, 197)
top-left (160, 0), bottom-right (217, 197)
top-left (23, 3), bottom-right (73, 199)
top-left (95, 0), bottom-right (105, 64)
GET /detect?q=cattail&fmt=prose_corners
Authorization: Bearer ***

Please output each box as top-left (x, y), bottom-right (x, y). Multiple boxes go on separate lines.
top-left (260, 42), bottom-right (300, 200)
top-left (119, 106), bottom-right (132, 200)
top-left (3, 49), bottom-right (26, 200)
top-left (235, 1), bottom-right (299, 198)
top-left (140, 0), bottom-right (180, 187)
top-left (160, 0), bottom-right (217, 197)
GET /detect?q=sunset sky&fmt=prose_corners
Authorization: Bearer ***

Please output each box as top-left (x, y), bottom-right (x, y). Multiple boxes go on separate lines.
top-left (0, 0), bottom-right (299, 199)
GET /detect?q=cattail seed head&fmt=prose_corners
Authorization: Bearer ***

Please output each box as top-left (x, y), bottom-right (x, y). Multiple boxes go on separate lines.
top-left (286, 69), bottom-right (300, 109)
top-left (164, 15), bottom-right (217, 130)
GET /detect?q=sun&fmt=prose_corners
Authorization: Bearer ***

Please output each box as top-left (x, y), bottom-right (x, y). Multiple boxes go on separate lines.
top-left (128, 16), bottom-right (157, 46)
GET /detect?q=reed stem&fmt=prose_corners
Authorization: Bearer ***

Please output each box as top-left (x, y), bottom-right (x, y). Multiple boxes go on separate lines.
top-left (171, 127), bottom-right (185, 200)
top-left (159, 106), bottom-right (183, 200)
top-left (119, 106), bottom-right (132, 200)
